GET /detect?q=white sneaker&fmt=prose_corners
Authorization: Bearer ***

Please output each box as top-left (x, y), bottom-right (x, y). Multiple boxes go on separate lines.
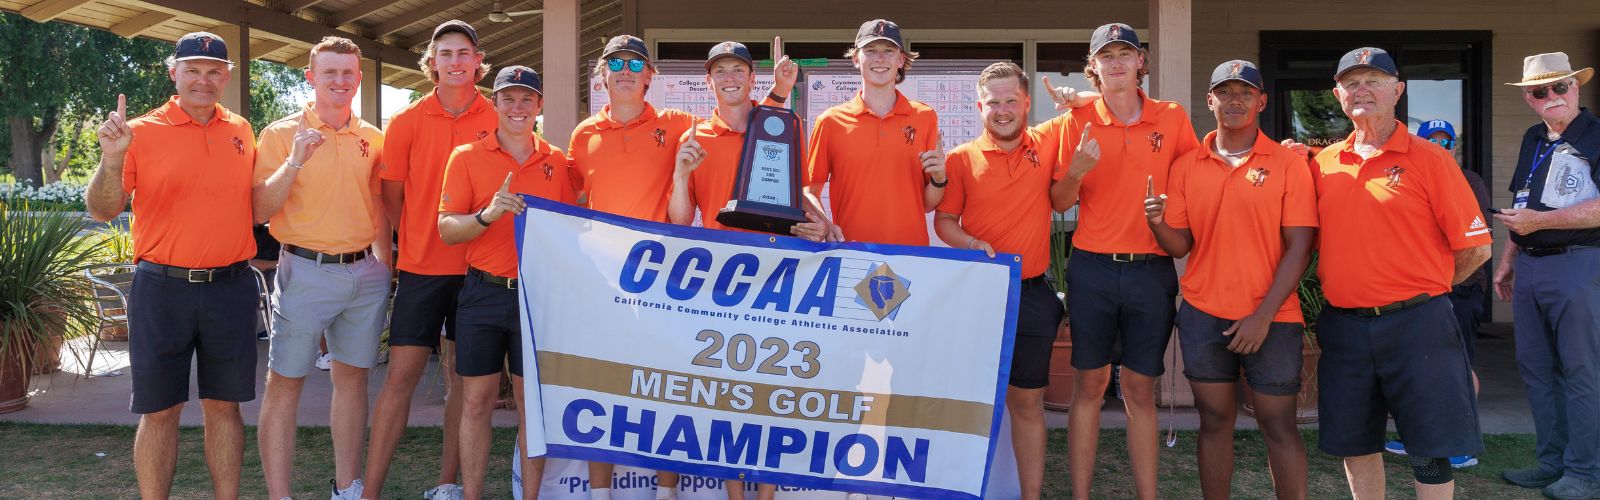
top-left (422, 483), bottom-right (464, 500)
top-left (315, 351), bottom-right (333, 371)
top-left (331, 478), bottom-right (363, 500)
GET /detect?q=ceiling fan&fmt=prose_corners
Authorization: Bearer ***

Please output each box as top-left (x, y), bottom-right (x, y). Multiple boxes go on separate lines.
top-left (488, 2), bottom-right (542, 23)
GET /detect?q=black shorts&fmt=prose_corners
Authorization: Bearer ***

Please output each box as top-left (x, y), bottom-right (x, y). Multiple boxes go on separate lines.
top-left (128, 261), bottom-right (259, 414)
top-left (1010, 276), bottom-right (1066, 389)
top-left (1066, 249), bottom-right (1178, 377)
top-left (454, 272), bottom-right (523, 377)
top-left (1317, 296), bottom-right (1483, 458)
top-left (388, 271), bottom-right (464, 348)
top-left (1176, 301), bottom-right (1303, 396)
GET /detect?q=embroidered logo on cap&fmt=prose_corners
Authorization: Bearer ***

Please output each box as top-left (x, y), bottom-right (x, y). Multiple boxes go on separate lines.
top-left (1229, 62), bottom-right (1244, 78)
top-left (1109, 24), bottom-right (1123, 40)
top-left (1356, 49), bottom-right (1373, 65)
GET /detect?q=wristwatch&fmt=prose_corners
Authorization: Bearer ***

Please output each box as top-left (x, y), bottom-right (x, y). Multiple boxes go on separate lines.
top-left (474, 209), bottom-right (492, 227)
top-left (930, 177), bottom-right (948, 188)
top-left (767, 91), bottom-right (788, 104)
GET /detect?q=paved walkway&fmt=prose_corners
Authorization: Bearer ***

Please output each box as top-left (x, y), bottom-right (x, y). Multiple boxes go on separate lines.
top-left (3, 323), bottom-right (1531, 434)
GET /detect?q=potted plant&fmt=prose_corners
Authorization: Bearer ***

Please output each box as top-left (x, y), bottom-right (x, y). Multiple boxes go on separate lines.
top-left (0, 202), bottom-right (103, 413)
top-left (1043, 218), bottom-right (1075, 411)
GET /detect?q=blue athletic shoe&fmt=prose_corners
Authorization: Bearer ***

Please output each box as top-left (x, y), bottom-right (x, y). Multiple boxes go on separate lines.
top-left (1450, 455), bottom-right (1478, 469)
top-left (1385, 440), bottom-right (1407, 455)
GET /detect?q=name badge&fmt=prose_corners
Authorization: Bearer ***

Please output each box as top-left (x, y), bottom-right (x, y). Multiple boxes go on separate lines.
top-left (1513, 189), bottom-right (1530, 209)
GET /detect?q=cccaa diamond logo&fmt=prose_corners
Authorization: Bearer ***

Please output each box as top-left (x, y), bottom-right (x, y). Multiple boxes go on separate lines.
top-left (853, 263), bottom-right (910, 321)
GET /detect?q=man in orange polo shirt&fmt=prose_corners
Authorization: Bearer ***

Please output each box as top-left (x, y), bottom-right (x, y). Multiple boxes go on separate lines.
top-left (803, 19), bottom-right (944, 246)
top-left (1144, 60), bottom-right (1312, 500)
top-left (85, 32), bottom-right (257, 500)
top-left (439, 65), bottom-right (572, 500)
top-left (1043, 22), bottom-right (1199, 500)
top-left (930, 61), bottom-right (1065, 500)
top-left (570, 35), bottom-right (700, 224)
top-left (1311, 47), bottom-right (1490, 500)
top-left (249, 36), bottom-right (388, 500)
top-left (368, 19), bottom-right (497, 500)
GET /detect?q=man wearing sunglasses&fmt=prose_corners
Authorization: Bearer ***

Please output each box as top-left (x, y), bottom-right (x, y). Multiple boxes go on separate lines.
top-left (1382, 118), bottom-right (1488, 471)
top-left (1495, 52), bottom-right (1600, 500)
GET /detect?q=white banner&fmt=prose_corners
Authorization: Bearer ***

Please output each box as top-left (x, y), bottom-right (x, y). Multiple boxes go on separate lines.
top-left (514, 197), bottom-right (1021, 499)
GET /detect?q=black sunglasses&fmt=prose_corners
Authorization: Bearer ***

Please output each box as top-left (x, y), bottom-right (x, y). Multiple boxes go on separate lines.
top-left (1528, 82), bottom-right (1571, 100)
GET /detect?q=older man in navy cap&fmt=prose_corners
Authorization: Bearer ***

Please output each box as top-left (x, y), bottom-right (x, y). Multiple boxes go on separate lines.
top-left (1495, 51), bottom-right (1600, 500)
top-left (1310, 47), bottom-right (1490, 500)
top-left (86, 31), bottom-right (258, 500)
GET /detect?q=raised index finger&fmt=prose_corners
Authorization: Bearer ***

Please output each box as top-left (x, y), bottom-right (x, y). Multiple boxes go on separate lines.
top-left (773, 35), bottom-right (784, 61)
top-left (1146, 175), bottom-right (1154, 198)
top-left (1042, 75), bottom-right (1062, 101)
top-left (1079, 123), bottom-right (1093, 145)
top-left (116, 94), bottom-right (126, 119)
top-left (500, 172), bottom-right (514, 193)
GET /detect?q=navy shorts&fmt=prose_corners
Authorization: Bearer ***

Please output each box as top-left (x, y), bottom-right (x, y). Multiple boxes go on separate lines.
top-left (1446, 283), bottom-right (1484, 363)
top-left (1010, 276), bottom-right (1066, 389)
top-left (1317, 296), bottom-right (1483, 458)
top-left (1066, 249), bottom-right (1178, 377)
top-left (128, 261), bottom-right (259, 414)
top-left (388, 270), bottom-right (464, 348)
top-left (454, 271), bottom-right (524, 377)
top-left (1176, 302), bottom-right (1303, 396)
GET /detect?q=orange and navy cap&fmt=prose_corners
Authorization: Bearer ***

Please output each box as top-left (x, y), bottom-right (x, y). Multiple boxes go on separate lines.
top-left (1089, 23), bottom-right (1141, 55)
top-left (1335, 47), bottom-right (1398, 80)
top-left (854, 19), bottom-right (904, 50)
top-left (174, 32), bottom-right (232, 65)
top-left (602, 35), bottom-right (651, 61)
top-left (493, 65), bottom-right (542, 95)
top-left (1209, 59), bottom-right (1264, 90)
top-left (705, 41), bottom-right (754, 71)
top-left (431, 19), bottom-right (479, 46)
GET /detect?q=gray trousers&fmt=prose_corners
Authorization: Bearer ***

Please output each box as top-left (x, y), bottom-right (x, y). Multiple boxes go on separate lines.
top-left (1513, 246), bottom-right (1600, 480)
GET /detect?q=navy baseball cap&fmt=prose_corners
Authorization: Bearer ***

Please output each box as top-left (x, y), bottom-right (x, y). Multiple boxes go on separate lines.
top-left (855, 19), bottom-right (904, 50)
top-left (602, 35), bottom-right (650, 60)
top-left (1335, 47), bottom-right (1398, 80)
top-left (174, 32), bottom-right (232, 64)
top-left (1417, 119), bottom-right (1456, 140)
top-left (1089, 23), bottom-right (1141, 55)
top-left (1209, 60), bottom-right (1264, 90)
top-left (705, 41), bottom-right (753, 71)
top-left (431, 19), bottom-right (478, 46)
top-left (493, 65), bottom-right (542, 95)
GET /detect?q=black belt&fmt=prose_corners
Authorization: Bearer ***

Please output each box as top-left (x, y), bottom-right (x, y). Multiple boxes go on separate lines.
top-left (1329, 293), bottom-right (1433, 317)
top-left (1021, 274), bottom-right (1050, 287)
top-left (468, 267), bottom-right (517, 289)
top-left (286, 244), bottom-right (367, 264)
top-left (1078, 249), bottom-right (1164, 263)
top-left (136, 260), bottom-right (250, 283)
top-left (1521, 245), bottom-right (1600, 257)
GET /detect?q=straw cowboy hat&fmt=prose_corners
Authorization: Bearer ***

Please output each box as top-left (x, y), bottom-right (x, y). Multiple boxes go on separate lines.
top-left (1508, 52), bottom-right (1593, 87)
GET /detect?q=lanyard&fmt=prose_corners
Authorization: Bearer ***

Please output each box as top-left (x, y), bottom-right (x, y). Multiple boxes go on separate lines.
top-left (1525, 139), bottom-right (1562, 189)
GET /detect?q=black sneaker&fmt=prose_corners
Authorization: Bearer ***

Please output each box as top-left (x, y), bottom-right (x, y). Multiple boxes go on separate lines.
top-left (1504, 466), bottom-right (1563, 489)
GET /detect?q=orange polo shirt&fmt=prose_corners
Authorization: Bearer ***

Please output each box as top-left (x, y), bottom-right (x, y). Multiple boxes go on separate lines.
top-left (936, 130), bottom-right (1059, 278)
top-left (805, 90), bottom-right (940, 246)
top-left (439, 132), bottom-right (577, 279)
top-left (121, 96), bottom-right (256, 268)
top-left (569, 102), bottom-right (697, 222)
top-left (1050, 91), bottom-right (1199, 254)
top-left (1166, 131), bottom-right (1318, 323)
top-left (1312, 121), bottom-right (1492, 309)
top-left (254, 105), bottom-right (385, 253)
top-left (379, 90), bottom-right (497, 275)
top-left (683, 102), bottom-right (762, 233)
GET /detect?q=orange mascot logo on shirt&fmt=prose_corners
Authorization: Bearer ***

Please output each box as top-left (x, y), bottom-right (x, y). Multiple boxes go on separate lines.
top-left (542, 163), bottom-right (554, 181)
top-left (1385, 165), bottom-right (1406, 187)
top-left (901, 126), bottom-right (917, 145)
top-left (230, 137), bottom-right (244, 155)
top-left (1024, 148), bottom-right (1040, 167)
top-left (1148, 131), bottom-right (1164, 153)
top-left (652, 128), bottom-right (666, 148)
top-left (357, 138), bottom-right (370, 158)
top-left (1248, 167), bottom-right (1270, 187)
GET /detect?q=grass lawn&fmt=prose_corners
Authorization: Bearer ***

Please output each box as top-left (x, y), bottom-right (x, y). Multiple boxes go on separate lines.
top-left (0, 423), bottom-right (1542, 498)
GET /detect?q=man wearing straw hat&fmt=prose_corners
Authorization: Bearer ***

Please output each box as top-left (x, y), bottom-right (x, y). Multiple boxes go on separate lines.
top-left (1494, 52), bottom-right (1600, 500)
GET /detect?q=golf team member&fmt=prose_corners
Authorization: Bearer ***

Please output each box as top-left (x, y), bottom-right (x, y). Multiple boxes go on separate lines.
top-left (804, 18), bottom-right (944, 245)
top-left (931, 61), bottom-right (1066, 500)
top-left (1048, 22), bottom-right (1199, 500)
top-left (1495, 52), bottom-right (1600, 499)
top-left (569, 34), bottom-right (697, 499)
top-left (86, 32), bottom-right (258, 500)
top-left (368, 19), bottom-right (496, 500)
top-left (251, 36), bottom-right (389, 500)
top-left (1312, 47), bottom-right (1489, 500)
top-left (439, 65), bottom-right (573, 500)
top-left (1144, 60), bottom-right (1313, 500)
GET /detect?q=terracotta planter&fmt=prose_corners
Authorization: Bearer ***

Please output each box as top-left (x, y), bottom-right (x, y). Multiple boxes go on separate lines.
top-left (1239, 341), bottom-right (1321, 424)
top-left (0, 322), bottom-right (33, 414)
top-left (1043, 321), bottom-right (1075, 411)
top-left (29, 334), bottom-right (62, 375)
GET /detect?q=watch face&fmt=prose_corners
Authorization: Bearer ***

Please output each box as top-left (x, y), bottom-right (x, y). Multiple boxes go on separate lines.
top-left (763, 115), bottom-right (786, 137)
